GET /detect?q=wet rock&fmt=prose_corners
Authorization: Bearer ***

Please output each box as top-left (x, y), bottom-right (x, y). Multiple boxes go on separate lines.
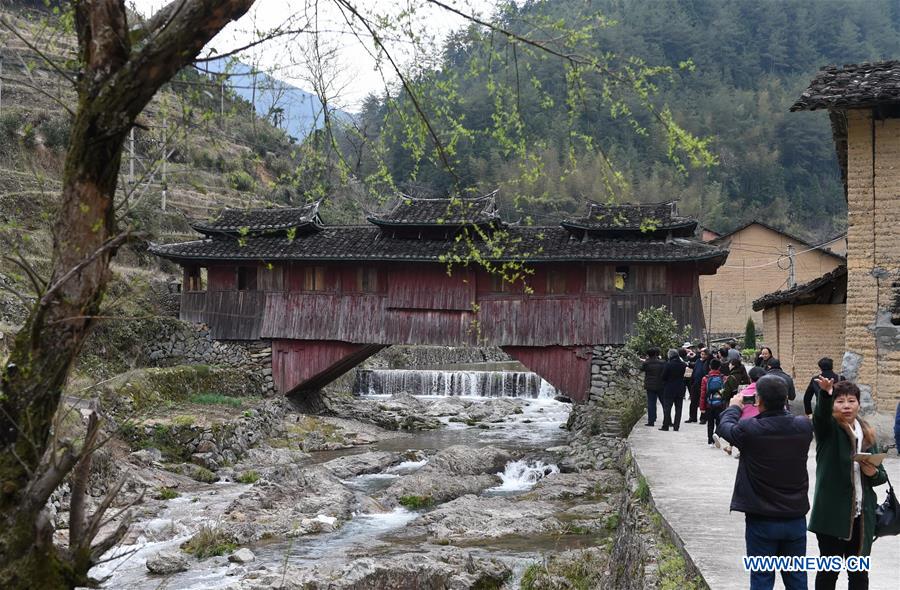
top-left (428, 445), bottom-right (512, 475)
top-left (223, 466), bottom-right (354, 542)
top-left (129, 448), bottom-right (162, 466)
top-left (322, 451), bottom-right (402, 480)
top-left (233, 447), bottom-right (309, 472)
top-left (376, 473), bottom-right (499, 509)
top-left (524, 469), bottom-right (623, 501)
top-left (231, 545), bottom-right (510, 589)
top-left (146, 549), bottom-right (188, 575)
top-left (229, 548), bottom-right (256, 563)
top-left (396, 495), bottom-right (564, 543)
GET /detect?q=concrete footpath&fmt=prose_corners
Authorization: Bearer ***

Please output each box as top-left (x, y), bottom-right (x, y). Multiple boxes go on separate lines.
top-left (629, 399), bottom-right (900, 590)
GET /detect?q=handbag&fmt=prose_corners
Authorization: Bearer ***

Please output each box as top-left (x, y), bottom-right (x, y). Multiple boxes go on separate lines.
top-left (875, 472), bottom-right (900, 538)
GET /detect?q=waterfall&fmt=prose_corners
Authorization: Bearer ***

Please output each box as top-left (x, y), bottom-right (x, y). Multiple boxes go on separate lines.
top-left (355, 369), bottom-right (558, 399)
top-left (488, 460), bottom-right (560, 493)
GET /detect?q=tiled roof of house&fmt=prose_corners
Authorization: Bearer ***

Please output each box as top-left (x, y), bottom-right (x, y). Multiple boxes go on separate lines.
top-left (752, 265), bottom-right (847, 311)
top-left (561, 200), bottom-right (697, 236)
top-left (190, 202), bottom-right (322, 236)
top-left (791, 61), bottom-right (900, 111)
top-left (150, 226), bottom-right (728, 266)
top-left (367, 193), bottom-right (502, 227)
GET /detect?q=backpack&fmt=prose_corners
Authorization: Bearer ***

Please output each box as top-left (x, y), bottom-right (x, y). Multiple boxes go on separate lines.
top-left (706, 374), bottom-right (726, 408)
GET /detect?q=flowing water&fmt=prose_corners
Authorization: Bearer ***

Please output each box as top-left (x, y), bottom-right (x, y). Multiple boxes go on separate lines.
top-left (93, 366), bottom-right (583, 589)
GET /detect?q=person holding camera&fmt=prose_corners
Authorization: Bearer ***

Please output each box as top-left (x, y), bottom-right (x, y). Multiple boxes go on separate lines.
top-left (808, 378), bottom-right (888, 590)
top-left (717, 375), bottom-right (814, 590)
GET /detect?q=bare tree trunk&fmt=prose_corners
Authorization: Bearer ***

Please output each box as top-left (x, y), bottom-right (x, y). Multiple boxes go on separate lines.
top-left (0, 1), bottom-right (255, 587)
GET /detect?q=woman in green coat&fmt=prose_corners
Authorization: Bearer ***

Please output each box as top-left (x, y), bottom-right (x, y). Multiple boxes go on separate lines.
top-left (809, 378), bottom-right (888, 590)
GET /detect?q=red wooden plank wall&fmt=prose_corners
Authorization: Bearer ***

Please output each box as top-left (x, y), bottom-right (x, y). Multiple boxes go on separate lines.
top-left (208, 265), bottom-right (237, 290)
top-left (387, 265), bottom-right (475, 310)
top-left (272, 339), bottom-right (382, 393)
top-left (503, 345), bottom-right (592, 402)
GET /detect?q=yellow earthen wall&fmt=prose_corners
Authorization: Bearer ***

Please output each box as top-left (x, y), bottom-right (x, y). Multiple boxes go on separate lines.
top-left (762, 304), bottom-right (846, 382)
top-left (844, 110), bottom-right (900, 409)
top-left (699, 224), bottom-right (843, 337)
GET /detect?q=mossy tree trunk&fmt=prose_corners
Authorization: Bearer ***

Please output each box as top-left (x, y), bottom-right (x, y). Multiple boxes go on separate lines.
top-left (0, 1), bottom-right (256, 587)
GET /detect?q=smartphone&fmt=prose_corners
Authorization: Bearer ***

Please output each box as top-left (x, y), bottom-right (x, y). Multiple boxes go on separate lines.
top-left (742, 395), bottom-right (756, 405)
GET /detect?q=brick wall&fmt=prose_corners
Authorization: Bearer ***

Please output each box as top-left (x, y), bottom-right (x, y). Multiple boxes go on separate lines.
top-left (699, 224), bottom-right (843, 337)
top-left (844, 109), bottom-right (900, 411)
top-left (762, 304), bottom-right (846, 382)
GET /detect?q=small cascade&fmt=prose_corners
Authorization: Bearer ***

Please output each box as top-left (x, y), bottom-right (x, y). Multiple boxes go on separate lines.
top-left (355, 369), bottom-right (558, 399)
top-left (488, 460), bottom-right (560, 493)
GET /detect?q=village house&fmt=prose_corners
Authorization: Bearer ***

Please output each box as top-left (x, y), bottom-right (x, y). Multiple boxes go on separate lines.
top-left (151, 196), bottom-right (727, 401)
top-left (779, 60), bottom-right (900, 411)
top-left (698, 221), bottom-right (845, 339)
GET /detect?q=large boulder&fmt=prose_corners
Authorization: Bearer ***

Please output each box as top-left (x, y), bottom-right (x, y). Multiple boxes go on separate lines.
top-left (231, 545), bottom-right (510, 589)
top-left (427, 445), bottom-right (512, 475)
top-left (376, 473), bottom-right (498, 509)
top-left (322, 451), bottom-right (402, 480)
top-left (146, 549), bottom-right (188, 575)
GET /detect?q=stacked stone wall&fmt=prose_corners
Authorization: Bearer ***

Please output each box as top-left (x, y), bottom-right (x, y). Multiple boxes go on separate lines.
top-left (845, 109), bottom-right (900, 410)
top-left (145, 322), bottom-right (274, 395)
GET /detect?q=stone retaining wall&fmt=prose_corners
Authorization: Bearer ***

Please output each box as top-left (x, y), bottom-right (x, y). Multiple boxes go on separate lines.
top-left (145, 322), bottom-right (274, 395)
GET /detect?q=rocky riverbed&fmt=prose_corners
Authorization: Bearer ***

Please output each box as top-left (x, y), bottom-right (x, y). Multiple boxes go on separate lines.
top-left (83, 385), bottom-right (630, 590)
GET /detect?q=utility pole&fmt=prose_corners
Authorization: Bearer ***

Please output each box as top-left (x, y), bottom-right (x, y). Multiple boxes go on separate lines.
top-left (787, 243), bottom-right (796, 288)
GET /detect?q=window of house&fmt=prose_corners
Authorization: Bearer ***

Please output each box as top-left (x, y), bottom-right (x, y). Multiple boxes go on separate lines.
top-left (491, 273), bottom-right (511, 293)
top-left (304, 266), bottom-right (326, 291)
top-left (586, 265), bottom-right (614, 292)
top-left (357, 267), bottom-right (379, 292)
top-left (546, 269), bottom-right (567, 294)
top-left (615, 266), bottom-right (631, 292)
top-left (185, 266), bottom-right (207, 292)
top-left (237, 266), bottom-right (258, 291)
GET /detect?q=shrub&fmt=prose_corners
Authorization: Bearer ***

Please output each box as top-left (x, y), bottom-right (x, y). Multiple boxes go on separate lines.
top-left (635, 476), bottom-right (651, 502)
top-left (398, 495), bottom-right (434, 509)
top-left (188, 466), bottom-right (218, 483)
top-left (237, 470), bottom-right (259, 484)
top-left (156, 486), bottom-right (180, 500)
top-left (172, 414), bottom-right (196, 427)
top-left (181, 524), bottom-right (237, 559)
top-left (625, 306), bottom-right (692, 356)
top-left (227, 169), bottom-right (256, 191)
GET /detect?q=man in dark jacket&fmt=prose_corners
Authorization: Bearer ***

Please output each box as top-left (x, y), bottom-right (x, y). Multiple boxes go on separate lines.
top-left (640, 348), bottom-right (666, 427)
top-left (765, 358), bottom-right (796, 407)
top-left (802, 357), bottom-right (841, 418)
top-left (717, 375), bottom-right (814, 590)
top-left (659, 349), bottom-right (686, 431)
top-left (895, 402), bottom-right (900, 455)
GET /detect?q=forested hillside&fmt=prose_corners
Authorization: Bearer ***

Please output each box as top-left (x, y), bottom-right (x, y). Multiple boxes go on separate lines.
top-left (342, 0), bottom-right (900, 241)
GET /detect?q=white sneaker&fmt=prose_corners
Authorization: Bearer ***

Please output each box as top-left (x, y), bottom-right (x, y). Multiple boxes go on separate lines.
top-left (712, 434), bottom-right (722, 449)
top-left (724, 444), bottom-right (732, 455)
top-left (732, 447), bottom-right (741, 459)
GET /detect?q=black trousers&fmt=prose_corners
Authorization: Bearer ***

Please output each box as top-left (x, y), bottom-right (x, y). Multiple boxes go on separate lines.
top-left (688, 383), bottom-right (701, 421)
top-left (706, 406), bottom-right (723, 444)
top-left (660, 391), bottom-right (683, 430)
top-left (815, 516), bottom-right (868, 590)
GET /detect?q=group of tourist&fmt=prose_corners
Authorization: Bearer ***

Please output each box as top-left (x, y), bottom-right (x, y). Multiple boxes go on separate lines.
top-left (640, 341), bottom-right (898, 590)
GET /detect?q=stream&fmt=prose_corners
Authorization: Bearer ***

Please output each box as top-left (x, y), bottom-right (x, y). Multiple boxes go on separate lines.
top-left (90, 367), bottom-right (603, 589)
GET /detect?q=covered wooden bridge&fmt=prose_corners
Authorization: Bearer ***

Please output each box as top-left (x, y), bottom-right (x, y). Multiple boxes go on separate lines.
top-left (151, 195), bottom-right (727, 402)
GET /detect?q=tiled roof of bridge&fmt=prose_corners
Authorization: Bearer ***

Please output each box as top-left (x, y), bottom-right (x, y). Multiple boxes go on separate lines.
top-left (791, 61), bottom-right (900, 111)
top-left (190, 202), bottom-right (322, 236)
top-left (150, 225), bottom-right (727, 264)
top-left (561, 200), bottom-right (697, 235)
top-left (367, 193), bottom-right (502, 227)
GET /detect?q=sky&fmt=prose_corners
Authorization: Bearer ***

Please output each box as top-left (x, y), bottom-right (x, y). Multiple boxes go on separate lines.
top-left (129, 0), bottom-right (497, 111)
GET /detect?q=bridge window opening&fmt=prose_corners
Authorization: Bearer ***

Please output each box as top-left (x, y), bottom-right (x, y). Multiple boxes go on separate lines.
top-left (546, 269), bottom-right (567, 294)
top-left (357, 267), bottom-right (379, 292)
top-left (587, 265), bottom-right (614, 292)
top-left (304, 266), bottom-right (326, 291)
top-left (185, 266), bottom-right (207, 292)
top-left (237, 266), bottom-right (258, 291)
top-left (615, 266), bottom-right (631, 292)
